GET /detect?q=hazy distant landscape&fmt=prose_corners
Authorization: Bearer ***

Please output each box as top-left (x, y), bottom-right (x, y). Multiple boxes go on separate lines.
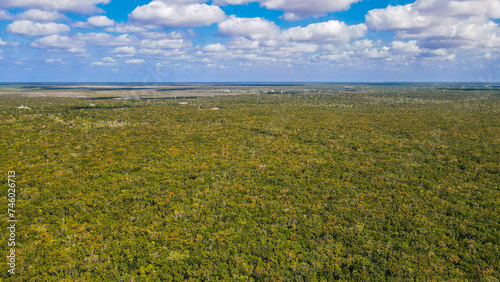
top-left (1, 84), bottom-right (498, 280)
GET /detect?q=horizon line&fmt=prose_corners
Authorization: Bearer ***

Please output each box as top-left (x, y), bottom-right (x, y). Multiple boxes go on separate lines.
top-left (1, 82), bottom-right (499, 85)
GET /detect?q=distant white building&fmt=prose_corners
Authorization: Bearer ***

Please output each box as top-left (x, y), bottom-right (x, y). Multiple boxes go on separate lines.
top-left (18, 105), bottom-right (30, 109)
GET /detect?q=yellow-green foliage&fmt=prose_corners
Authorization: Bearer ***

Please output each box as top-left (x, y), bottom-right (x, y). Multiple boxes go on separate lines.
top-left (0, 88), bottom-right (499, 281)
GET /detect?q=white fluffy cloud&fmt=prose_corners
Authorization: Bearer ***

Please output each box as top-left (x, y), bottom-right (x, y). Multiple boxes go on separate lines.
top-left (140, 31), bottom-right (184, 39)
top-left (0, 0), bottom-right (111, 14)
top-left (0, 10), bottom-right (12, 20)
top-left (318, 39), bottom-right (391, 62)
top-left (391, 40), bottom-right (422, 54)
top-left (7, 20), bottom-right (70, 36)
top-left (8, 0), bottom-right (494, 77)
top-left (113, 46), bottom-right (137, 57)
top-left (213, 0), bottom-right (361, 19)
top-left (103, 56), bottom-right (115, 62)
top-left (139, 48), bottom-right (191, 60)
top-left (92, 56), bottom-right (117, 66)
top-left (366, 0), bottom-right (500, 50)
top-left (284, 20), bottom-right (367, 43)
top-left (129, 0), bottom-right (226, 28)
top-left (31, 35), bottom-right (85, 53)
top-left (365, 4), bottom-right (429, 31)
top-left (125, 59), bottom-right (145, 64)
top-left (0, 37), bottom-right (20, 46)
top-left (74, 33), bottom-right (133, 46)
top-left (141, 38), bottom-right (188, 49)
top-left (30, 32), bottom-right (135, 54)
top-left (279, 42), bottom-right (318, 54)
top-left (218, 15), bottom-right (280, 40)
top-left (218, 16), bottom-right (366, 46)
top-left (227, 37), bottom-right (260, 49)
top-left (436, 0), bottom-right (500, 18)
top-left (18, 9), bottom-right (63, 21)
top-left (210, 15), bottom-right (376, 68)
top-left (105, 24), bottom-right (147, 33)
top-left (136, 31), bottom-right (191, 58)
top-left (88, 15), bottom-right (114, 26)
top-left (203, 43), bottom-right (226, 52)
top-left (75, 15), bottom-right (115, 28)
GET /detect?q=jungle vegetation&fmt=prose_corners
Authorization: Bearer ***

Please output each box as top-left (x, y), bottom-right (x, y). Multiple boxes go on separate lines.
top-left (0, 84), bottom-right (499, 281)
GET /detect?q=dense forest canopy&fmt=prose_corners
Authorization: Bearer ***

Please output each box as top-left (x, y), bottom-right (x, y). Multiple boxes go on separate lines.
top-left (0, 84), bottom-right (498, 281)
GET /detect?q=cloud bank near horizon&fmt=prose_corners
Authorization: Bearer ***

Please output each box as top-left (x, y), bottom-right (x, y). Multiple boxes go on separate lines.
top-left (0, 0), bottom-right (498, 82)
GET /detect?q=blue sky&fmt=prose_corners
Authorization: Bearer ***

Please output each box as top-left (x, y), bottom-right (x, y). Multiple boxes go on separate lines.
top-left (0, 0), bottom-right (498, 82)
